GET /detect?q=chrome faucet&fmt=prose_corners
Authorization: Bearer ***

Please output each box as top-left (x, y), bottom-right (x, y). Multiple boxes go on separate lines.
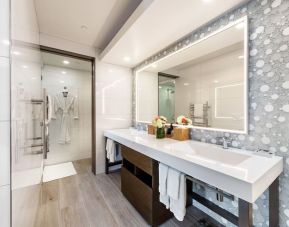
top-left (216, 137), bottom-right (231, 149)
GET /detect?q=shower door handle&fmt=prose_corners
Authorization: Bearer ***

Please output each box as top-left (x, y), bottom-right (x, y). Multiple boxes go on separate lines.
top-left (42, 88), bottom-right (48, 159)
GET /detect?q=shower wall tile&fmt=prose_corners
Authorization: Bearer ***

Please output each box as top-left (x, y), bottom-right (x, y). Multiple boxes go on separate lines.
top-left (132, 0), bottom-right (289, 226)
top-left (0, 122), bottom-right (10, 186)
top-left (0, 57), bottom-right (10, 122)
top-left (0, 185), bottom-right (10, 227)
top-left (0, 0), bottom-right (10, 57)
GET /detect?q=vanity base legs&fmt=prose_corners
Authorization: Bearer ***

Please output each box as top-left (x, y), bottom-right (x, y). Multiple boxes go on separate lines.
top-left (237, 178), bottom-right (279, 227)
top-left (269, 178), bottom-right (279, 227)
top-left (238, 199), bottom-right (253, 227)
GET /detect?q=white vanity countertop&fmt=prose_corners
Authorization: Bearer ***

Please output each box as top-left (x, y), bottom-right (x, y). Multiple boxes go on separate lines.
top-left (104, 128), bottom-right (283, 203)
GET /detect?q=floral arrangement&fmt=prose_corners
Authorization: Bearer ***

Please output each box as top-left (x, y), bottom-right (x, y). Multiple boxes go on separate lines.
top-left (176, 115), bottom-right (192, 125)
top-left (152, 116), bottom-right (167, 128)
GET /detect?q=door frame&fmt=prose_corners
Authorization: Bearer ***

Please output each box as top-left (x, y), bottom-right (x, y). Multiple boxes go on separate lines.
top-left (40, 45), bottom-right (96, 174)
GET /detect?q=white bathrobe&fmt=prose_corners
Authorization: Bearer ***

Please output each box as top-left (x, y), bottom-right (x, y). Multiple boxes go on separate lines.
top-left (52, 93), bottom-right (78, 144)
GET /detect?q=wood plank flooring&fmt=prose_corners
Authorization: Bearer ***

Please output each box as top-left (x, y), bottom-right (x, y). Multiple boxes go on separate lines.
top-left (12, 159), bottom-right (223, 227)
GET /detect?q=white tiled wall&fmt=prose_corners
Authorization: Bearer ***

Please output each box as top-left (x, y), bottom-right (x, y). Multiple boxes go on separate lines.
top-left (136, 71), bottom-right (158, 122)
top-left (0, 0), bottom-right (10, 226)
top-left (0, 185), bottom-right (10, 227)
top-left (94, 60), bottom-right (132, 173)
top-left (0, 0), bottom-right (10, 57)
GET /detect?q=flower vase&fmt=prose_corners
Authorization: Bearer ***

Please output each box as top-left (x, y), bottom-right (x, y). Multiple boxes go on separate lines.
top-left (156, 127), bottom-right (165, 139)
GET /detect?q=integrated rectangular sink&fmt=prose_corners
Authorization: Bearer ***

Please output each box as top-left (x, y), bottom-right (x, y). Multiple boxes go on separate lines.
top-left (104, 128), bottom-right (283, 203)
top-left (170, 141), bottom-right (250, 166)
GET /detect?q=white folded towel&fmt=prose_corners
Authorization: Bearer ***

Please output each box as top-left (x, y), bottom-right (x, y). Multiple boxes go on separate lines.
top-left (159, 163), bottom-right (169, 209)
top-left (167, 168), bottom-right (181, 200)
top-left (106, 139), bottom-right (116, 162)
top-left (169, 173), bottom-right (186, 221)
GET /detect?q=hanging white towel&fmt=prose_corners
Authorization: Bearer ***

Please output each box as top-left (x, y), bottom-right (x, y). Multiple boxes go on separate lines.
top-left (159, 163), bottom-right (169, 209)
top-left (169, 173), bottom-right (186, 221)
top-left (106, 139), bottom-right (116, 162)
top-left (167, 168), bottom-right (181, 200)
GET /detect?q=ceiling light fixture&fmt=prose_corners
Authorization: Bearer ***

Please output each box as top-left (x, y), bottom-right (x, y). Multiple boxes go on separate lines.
top-left (151, 64), bottom-right (157, 68)
top-left (63, 60), bottom-right (70, 65)
top-left (61, 71), bottom-right (67, 74)
top-left (59, 80), bottom-right (65, 84)
top-left (213, 80), bottom-right (219, 83)
top-left (12, 51), bottom-right (20, 55)
top-left (22, 65), bottom-right (28, 69)
top-left (123, 56), bottom-right (130, 62)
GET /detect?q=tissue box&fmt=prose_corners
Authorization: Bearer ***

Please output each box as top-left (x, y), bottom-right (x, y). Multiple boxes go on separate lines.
top-left (172, 127), bottom-right (190, 141)
top-left (148, 124), bottom-right (156, 135)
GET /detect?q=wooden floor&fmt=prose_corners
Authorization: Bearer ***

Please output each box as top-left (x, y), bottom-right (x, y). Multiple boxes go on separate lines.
top-left (13, 159), bottom-right (222, 227)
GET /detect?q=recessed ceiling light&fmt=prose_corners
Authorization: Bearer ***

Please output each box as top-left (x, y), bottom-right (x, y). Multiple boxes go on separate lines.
top-left (22, 65), bottom-right (28, 69)
top-left (235, 23), bottom-right (244, 30)
top-left (151, 64), bottom-right (157, 68)
top-left (213, 80), bottom-right (219, 83)
top-left (61, 71), bottom-right (67, 74)
top-left (238, 55), bottom-right (244, 59)
top-left (59, 80), bottom-right (65, 84)
top-left (2, 39), bottom-right (10, 45)
top-left (81, 25), bottom-right (88, 30)
top-left (12, 51), bottom-right (20, 55)
top-left (184, 83), bottom-right (189, 86)
top-left (63, 60), bottom-right (70, 65)
top-left (123, 56), bottom-right (130, 62)
top-left (31, 76), bottom-right (37, 80)
top-left (203, 0), bottom-right (212, 2)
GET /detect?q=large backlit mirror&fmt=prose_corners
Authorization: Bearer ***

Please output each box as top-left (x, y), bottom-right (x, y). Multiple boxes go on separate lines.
top-left (136, 17), bottom-right (248, 134)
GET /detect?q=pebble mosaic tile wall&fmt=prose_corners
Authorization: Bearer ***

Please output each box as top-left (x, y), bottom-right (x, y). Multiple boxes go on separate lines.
top-left (132, 0), bottom-right (289, 226)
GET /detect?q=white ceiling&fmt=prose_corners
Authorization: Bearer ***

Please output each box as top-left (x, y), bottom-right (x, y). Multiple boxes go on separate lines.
top-left (42, 52), bottom-right (92, 71)
top-left (34, 0), bottom-right (142, 50)
top-left (100, 0), bottom-right (247, 67)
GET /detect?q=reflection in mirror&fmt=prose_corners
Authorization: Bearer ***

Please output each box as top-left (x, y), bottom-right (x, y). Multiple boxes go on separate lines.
top-left (136, 17), bottom-right (247, 133)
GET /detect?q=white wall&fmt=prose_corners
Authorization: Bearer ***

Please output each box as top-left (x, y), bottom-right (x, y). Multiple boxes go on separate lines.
top-left (95, 59), bottom-right (132, 173)
top-left (42, 65), bottom-right (92, 165)
top-left (40, 33), bottom-right (96, 58)
top-left (0, 0), bottom-right (11, 225)
top-left (136, 71), bottom-right (158, 122)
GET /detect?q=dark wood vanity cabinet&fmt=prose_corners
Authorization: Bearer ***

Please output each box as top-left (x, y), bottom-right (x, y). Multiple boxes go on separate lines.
top-left (121, 145), bottom-right (172, 226)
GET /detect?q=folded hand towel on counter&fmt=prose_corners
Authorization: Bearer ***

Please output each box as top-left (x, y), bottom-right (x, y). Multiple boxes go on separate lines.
top-left (106, 138), bottom-right (116, 162)
top-left (169, 173), bottom-right (186, 221)
top-left (167, 167), bottom-right (181, 200)
top-left (159, 163), bottom-right (169, 209)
